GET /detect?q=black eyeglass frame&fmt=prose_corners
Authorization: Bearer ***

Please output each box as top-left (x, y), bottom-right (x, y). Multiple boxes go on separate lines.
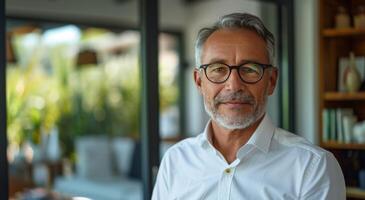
top-left (199, 62), bottom-right (274, 84)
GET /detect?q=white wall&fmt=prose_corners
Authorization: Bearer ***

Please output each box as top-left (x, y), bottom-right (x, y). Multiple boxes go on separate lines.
top-left (260, 2), bottom-right (279, 127)
top-left (294, 0), bottom-right (318, 144)
top-left (159, 0), bottom-right (188, 30)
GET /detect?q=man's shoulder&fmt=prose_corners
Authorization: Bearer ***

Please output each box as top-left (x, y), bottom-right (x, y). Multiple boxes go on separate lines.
top-left (162, 135), bottom-right (201, 158)
top-left (272, 128), bottom-right (330, 159)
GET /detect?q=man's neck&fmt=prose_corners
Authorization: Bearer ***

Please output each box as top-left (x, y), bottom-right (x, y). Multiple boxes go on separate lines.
top-left (210, 115), bottom-right (265, 164)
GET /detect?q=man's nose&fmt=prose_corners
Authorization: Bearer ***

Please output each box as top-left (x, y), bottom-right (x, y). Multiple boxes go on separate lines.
top-left (225, 69), bottom-right (246, 91)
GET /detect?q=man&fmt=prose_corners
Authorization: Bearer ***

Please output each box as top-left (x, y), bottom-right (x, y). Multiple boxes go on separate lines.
top-left (152, 13), bottom-right (346, 200)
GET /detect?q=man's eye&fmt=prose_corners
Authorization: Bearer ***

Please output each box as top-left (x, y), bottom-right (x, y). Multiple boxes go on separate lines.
top-left (241, 64), bottom-right (261, 73)
top-left (212, 67), bottom-right (227, 72)
top-left (208, 65), bottom-right (228, 73)
top-left (241, 67), bottom-right (258, 73)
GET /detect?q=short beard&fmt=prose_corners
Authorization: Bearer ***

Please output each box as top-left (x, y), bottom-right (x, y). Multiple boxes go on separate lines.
top-left (203, 90), bottom-right (267, 130)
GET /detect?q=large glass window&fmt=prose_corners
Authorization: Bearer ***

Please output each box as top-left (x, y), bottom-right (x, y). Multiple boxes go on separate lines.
top-left (6, 19), bottom-right (182, 199)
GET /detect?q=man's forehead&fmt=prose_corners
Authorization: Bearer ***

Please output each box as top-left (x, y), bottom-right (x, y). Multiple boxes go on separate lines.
top-left (204, 42), bottom-right (251, 51)
top-left (202, 43), bottom-right (244, 59)
top-left (199, 28), bottom-right (269, 63)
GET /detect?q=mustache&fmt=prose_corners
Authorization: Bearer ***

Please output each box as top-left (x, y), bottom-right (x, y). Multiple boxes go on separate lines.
top-left (214, 91), bottom-right (255, 105)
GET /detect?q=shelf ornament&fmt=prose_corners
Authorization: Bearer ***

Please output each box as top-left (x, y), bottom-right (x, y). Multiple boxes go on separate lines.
top-left (335, 6), bottom-right (351, 29)
top-left (344, 52), bottom-right (362, 92)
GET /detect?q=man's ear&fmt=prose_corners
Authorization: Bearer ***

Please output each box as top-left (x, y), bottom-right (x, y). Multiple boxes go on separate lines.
top-left (193, 69), bottom-right (203, 94)
top-left (268, 67), bottom-right (278, 95)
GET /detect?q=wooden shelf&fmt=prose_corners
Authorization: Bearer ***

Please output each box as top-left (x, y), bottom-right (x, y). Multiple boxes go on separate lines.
top-left (324, 92), bottom-right (365, 101)
top-left (322, 28), bottom-right (365, 37)
top-left (347, 187), bottom-right (365, 199)
top-left (319, 1), bottom-right (365, 195)
top-left (322, 142), bottom-right (365, 150)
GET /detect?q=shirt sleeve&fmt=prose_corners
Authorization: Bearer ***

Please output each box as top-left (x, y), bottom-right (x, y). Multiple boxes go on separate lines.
top-left (151, 151), bottom-right (170, 200)
top-left (300, 151), bottom-right (346, 200)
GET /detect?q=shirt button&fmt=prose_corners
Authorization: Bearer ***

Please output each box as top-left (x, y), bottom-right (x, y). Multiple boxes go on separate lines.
top-left (225, 168), bottom-right (231, 174)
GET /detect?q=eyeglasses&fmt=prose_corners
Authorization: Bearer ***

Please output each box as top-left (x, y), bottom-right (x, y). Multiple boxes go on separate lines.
top-left (199, 62), bottom-right (274, 84)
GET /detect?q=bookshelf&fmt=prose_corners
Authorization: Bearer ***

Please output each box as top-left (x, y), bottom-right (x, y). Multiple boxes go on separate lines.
top-left (347, 187), bottom-right (365, 199)
top-left (323, 28), bottom-right (365, 37)
top-left (322, 142), bottom-right (365, 150)
top-left (324, 92), bottom-right (365, 101)
top-left (319, 0), bottom-right (365, 198)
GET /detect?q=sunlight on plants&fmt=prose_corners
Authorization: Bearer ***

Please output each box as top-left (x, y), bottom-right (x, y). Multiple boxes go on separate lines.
top-left (6, 24), bottom-right (180, 160)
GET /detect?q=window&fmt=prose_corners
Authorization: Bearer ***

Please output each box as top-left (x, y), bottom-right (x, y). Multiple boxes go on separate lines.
top-left (6, 19), bottom-right (183, 199)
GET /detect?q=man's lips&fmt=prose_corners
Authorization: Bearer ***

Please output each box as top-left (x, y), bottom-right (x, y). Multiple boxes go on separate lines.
top-left (219, 101), bottom-right (253, 108)
top-left (221, 101), bottom-right (252, 104)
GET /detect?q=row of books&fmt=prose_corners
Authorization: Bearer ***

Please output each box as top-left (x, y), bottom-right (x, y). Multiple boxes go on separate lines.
top-left (322, 108), bottom-right (357, 143)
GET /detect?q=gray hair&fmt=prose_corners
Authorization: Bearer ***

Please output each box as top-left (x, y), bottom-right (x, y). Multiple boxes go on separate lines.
top-left (195, 13), bottom-right (275, 67)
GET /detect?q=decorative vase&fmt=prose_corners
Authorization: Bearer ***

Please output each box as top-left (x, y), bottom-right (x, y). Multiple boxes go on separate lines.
top-left (335, 6), bottom-right (351, 29)
top-left (344, 52), bottom-right (361, 92)
top-left (354, 6), bottom-right (365, 29)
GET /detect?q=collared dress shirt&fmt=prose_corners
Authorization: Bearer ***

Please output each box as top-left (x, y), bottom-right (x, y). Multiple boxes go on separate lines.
top-left (152, 114), bottom-right (346, 200)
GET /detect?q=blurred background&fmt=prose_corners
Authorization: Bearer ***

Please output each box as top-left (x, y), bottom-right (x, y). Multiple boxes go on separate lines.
top-left (4, 0), bottom-right (365, 199)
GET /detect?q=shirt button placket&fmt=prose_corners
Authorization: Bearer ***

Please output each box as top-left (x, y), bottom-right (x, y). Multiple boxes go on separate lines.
top-left (218, 167), bottom-right (234, 200)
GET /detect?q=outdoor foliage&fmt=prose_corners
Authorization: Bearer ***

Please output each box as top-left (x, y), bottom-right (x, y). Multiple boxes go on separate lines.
top-left (6, 28), bottom-right (141, 158)
top-left (6, 25), bottom-right (179, 159)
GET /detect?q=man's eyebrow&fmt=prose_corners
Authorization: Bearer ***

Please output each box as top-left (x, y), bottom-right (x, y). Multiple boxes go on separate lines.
top-left (204, 58), bottom-right (227, 64)
top-left (204, 59), bottom-right (266, 65)
top-left (236, 59), bottom-right (262, 65)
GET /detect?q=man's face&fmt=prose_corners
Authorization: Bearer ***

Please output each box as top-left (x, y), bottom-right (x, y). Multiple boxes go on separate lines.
top-left (194, 28), bottom-right (278, 130)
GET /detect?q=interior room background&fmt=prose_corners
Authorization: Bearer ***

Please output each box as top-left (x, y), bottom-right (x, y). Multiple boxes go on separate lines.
top-left (3, 0), bottom-right (340, 199)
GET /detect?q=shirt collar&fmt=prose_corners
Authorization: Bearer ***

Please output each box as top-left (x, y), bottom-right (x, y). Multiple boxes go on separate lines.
top-left (197, 114), bottom-right (275, 153)
top-left (197, 120), bottom-right (214, 148)
top-left (244, 114), bottom-right (275, 153)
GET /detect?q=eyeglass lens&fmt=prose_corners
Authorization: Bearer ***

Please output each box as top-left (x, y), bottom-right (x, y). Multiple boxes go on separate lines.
top-left (205, 63), bottom-right (263, 83)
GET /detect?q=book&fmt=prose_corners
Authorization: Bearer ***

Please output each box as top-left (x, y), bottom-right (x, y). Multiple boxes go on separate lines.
top-left (342, 108), bottom-right (354, 143)
top-left (343, 115), bottom-right (357, 143)
top-left (322, 109), bottom-right (330, 142)
top-left (336, 109), bottom-right (344, 143)
top-left (330, 109), bottom-right (337, 141)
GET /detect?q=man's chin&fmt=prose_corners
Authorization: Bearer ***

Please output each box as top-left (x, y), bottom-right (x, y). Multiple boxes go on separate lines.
top-left (214, 114), bottom-right (253, 128)
top-left (218, 112), bottom-right (253, 120)
top-left (215, 118), bottom-right (252, 130)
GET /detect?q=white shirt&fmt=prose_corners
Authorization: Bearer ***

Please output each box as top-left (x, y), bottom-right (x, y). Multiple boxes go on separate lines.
top-left (152, 115), bottom-right (346, 200)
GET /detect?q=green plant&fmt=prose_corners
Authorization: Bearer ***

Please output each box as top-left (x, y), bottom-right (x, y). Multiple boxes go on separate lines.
top-left (7, 29), bottom-right (142, 159)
